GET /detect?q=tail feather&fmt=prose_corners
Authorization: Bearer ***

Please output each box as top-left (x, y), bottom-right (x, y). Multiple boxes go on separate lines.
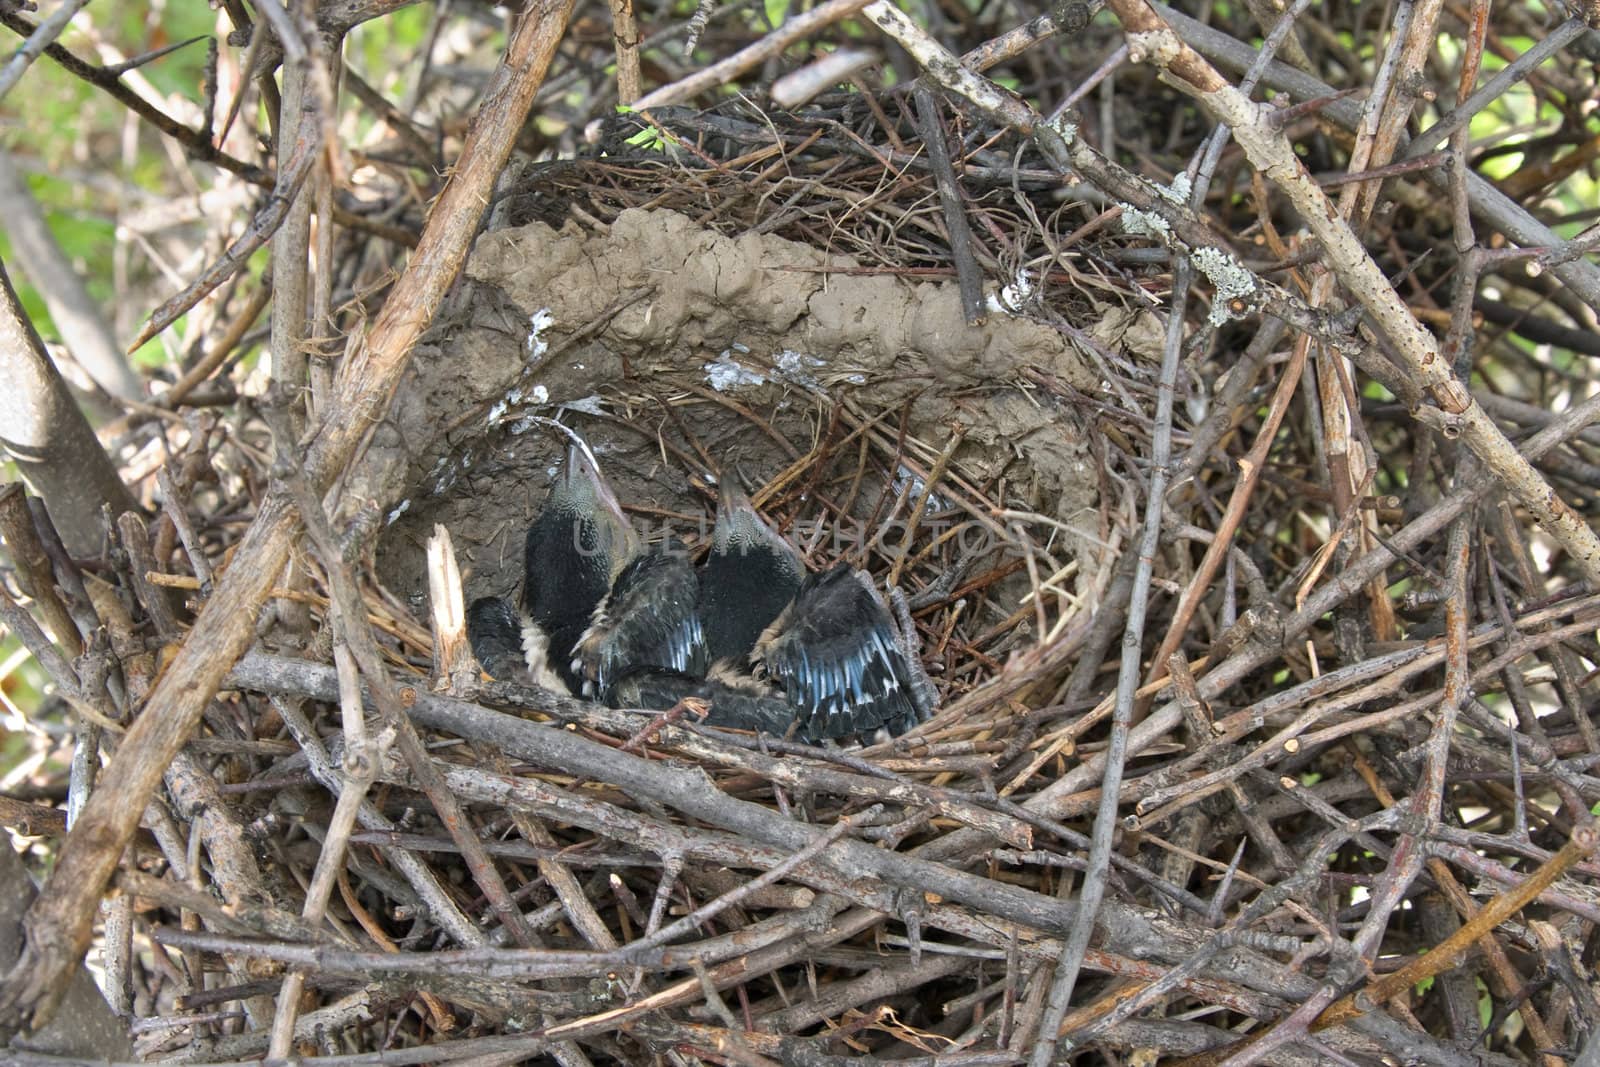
top-left (467, 597), bottom-right (528, 681)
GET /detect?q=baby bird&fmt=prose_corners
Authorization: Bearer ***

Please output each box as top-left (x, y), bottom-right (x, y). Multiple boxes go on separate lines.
top-left (599, 482), bottom-right (804, 733)
top-left (572, 539), bottom-right (706, 699)
top-left (756, 564), bottom-right (922, 742)
top-left (495, 441), bottom-right (638, 693)
top-left (697, 483), bottom-right (805, 669)
top-left (495, 466), bottom-right (931, 745)
top-left (678, 484), bottom-right (925, 742)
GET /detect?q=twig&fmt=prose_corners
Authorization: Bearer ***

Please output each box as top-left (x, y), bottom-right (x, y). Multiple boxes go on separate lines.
top-left (266, 647), bottom-right (391, 1059)
top-left (425, 525), bottom-right (475, 692)
top-left (272, 695), bottom-right (486, 949)
top-left (1403, 17), bottom-right (1588, 160)
top-left (910, 87), bottom-right (986, 324)
top-left (1028, 257), bottom-right (1193, 1066)
top-left (631, 0), bottom-right (878, 109)
top-left (272, 435), bottom-right (538, 950)
top-left (607, 0), bottom-right (641, 103)
top-left (0, 0), bottom-right (93, 103)
top-left (1143, 332), bottom-right (1310, 697)
top-left (0, 485), bottom-right (81, 658)
top-left (132, 114), bottom-right (320, 352)
top-left (155, 468), bottom-right (214, 592)
top-left (0, 583), bottom-right (85, 719)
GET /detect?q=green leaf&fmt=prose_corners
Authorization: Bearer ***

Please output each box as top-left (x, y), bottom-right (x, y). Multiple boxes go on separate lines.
top-left (618, 107), bottom-right (668, 151)
top-left (130, 332), bottom-right (173, 370)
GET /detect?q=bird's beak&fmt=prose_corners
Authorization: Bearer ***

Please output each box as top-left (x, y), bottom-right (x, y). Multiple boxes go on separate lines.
top-left (559, 443), bottom-right (637, 556)
top-left (714, 476), bottom-right (752, 522)
top-left (713, 476), bottom-right (782, 551)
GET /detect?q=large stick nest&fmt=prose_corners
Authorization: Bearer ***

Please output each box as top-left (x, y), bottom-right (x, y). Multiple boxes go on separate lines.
top-left (4, 2), bottom-right (1600, 1065)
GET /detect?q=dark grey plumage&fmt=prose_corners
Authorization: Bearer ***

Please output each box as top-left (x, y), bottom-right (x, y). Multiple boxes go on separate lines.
top-left (573, 541), bottom-right (707, 699)
top-left (478, 459), bottom-right (930, 744)
top-left (698, 484), bottom-right (804, 668)
top-left (756, 563), bottom-right (920, 741)
top-left (522, 443), bottom-right (637, 692)
top-left (466, 596), bottom-right (526, 681)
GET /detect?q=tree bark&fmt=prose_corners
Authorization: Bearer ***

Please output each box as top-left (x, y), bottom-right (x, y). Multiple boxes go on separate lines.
top-left (0, 845), bottom-right (130, 1060)
top-left (0, 258), bottom-right (137, 559)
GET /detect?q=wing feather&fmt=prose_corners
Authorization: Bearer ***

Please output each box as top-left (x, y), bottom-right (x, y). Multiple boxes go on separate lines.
top-left (467, 596), bottom-right (524, 681)
top-left (573, 546), bottom-right (707, 696)
top-left (756, 564), bottom-right (920, 741)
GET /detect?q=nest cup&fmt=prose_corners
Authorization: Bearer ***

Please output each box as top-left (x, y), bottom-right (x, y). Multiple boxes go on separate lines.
top-left (368, 202), bottom-right (1114, 734)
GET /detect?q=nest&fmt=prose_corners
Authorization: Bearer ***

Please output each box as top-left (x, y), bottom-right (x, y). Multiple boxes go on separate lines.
top-left (6, 28), bottom-right (1600, 1067)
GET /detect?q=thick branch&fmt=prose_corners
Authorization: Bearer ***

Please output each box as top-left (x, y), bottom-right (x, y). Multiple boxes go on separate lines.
top-left (0, 260), bottom-right (137, 558)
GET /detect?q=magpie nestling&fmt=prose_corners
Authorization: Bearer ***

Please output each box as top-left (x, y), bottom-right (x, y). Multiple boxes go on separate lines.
top-left (522, 442), bottom-right (638, 692)
top-left (697, 484), bottom-right (804, 669)
top-left (755, 563), bottom-right (922, 741)
top-left (472, 458), bottom-right (931, 743)
top-left (595, 484), bottom-right (800, 729)
top-left (611, 486), bottom-right (925, 742)
top-left (573, 538), bottom-right (707, 698)
top-left (466, 441), bottom-right (636, 693)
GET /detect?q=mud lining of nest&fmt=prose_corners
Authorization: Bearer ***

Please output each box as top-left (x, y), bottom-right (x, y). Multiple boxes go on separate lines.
top-left (366, 99), bottom-right (1175, 653)
top-left (378, 201), bottom-right (1116, 723)
top-left (373, 189), bottom-right (1134, 697)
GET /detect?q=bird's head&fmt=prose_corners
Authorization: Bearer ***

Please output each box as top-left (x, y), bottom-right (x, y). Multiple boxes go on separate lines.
top-left (545, 442), bottom-right (639, 573)
top-left (710, 479), bottom-right (794, 565)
